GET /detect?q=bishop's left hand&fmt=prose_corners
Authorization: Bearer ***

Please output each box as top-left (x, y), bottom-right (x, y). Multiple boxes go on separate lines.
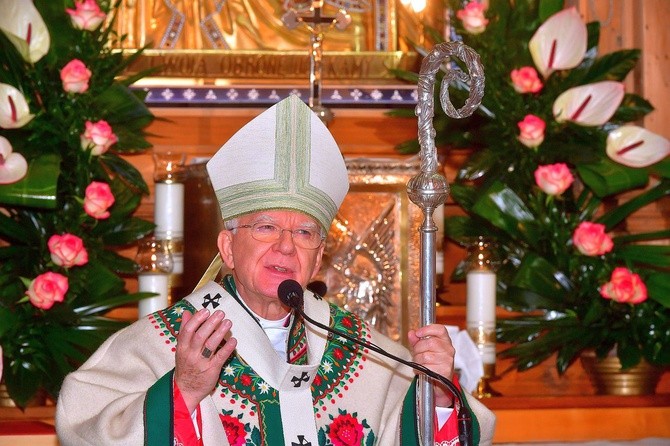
top-left (407, 324), bottom-right (456, 408)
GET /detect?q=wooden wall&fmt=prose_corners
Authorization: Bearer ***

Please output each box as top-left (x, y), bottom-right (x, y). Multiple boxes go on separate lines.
top-left (570, 0), bottom-right (670, 139)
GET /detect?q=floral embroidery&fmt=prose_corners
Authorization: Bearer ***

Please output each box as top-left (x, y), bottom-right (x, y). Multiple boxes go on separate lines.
top-left (220, 413), bottom-right (247, 446)
top-left (155, 294), bottom-right (379, 445)
top-left (312, 304), bottom-right (368, 410)
top-left (320, 410), bottom-right (374, 446)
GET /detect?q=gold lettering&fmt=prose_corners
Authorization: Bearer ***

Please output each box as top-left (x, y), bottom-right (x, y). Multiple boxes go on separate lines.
top-left (124, 51), bottom-right (415, 80)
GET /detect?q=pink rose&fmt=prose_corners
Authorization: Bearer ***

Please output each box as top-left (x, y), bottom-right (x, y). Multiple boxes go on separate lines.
top-left (66, 0), bottom-right (107, 31)
top-left (84, 181), bottom-right (115, 219)
top-left (517, 114), bottom-right (546, 148)
top-left (60, 59), bottom-right (92, 93)
top-left (26, 272), bottom-right (69, 310)
top-left (599, 267), bottom-right (647, 304)
top-left (534, 163), bottom-right (574, 196)
top-left (511, 67), bottom-right (543, 93)
top-left (80, 120), bottom-right (118, 155)
top-left (456, 2), bottom-right (489, 35)
top-left (572, 222), bottom-right (614, 256)
top-left (48, 233), bottom-right (89, 268)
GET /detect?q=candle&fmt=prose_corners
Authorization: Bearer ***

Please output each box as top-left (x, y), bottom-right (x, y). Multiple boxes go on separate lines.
top-left (154, 181), bottom-right (184, 285)
top-left (153, 151), bottom-right (186, 301)
top-left (138, 273), bottom-right (170, 318)
top-left (466, 269), bottom-right (497, 364)
top-left (154, 182), bottom-right (185, 240)
top-left (135, 237), bottom-right (173, 318)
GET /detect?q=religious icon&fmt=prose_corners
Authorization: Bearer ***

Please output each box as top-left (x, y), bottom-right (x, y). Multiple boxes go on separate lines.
top-left (115, 0), bottom-right (384, 51)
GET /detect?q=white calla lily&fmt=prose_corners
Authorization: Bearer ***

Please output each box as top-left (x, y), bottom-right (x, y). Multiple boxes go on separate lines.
top-left (553, 81), bottom-right (624, 127)
top-left (0, 83), bottom-right (35, 129)
top-left (0, 136), bottom-right (28, 184)
top-left (606, 125), bottom-right (670, 168)
top-left (529, 7), bottom-right (587, 78)
top-left (0, 0), bottom-right (50, 63)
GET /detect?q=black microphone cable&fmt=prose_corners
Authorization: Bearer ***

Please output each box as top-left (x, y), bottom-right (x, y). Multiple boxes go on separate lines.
top-left (277, 279), bottom-right (473, 446)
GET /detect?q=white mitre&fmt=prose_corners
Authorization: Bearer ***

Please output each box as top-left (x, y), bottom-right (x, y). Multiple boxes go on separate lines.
top-left (206, 95), bottom-right (349, 230)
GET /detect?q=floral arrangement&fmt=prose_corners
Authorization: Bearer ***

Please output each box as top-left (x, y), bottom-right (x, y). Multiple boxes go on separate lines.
top-left (0, 0), bottom-right (155, 407)
top-left (392, 0), bottom-right (670, 374)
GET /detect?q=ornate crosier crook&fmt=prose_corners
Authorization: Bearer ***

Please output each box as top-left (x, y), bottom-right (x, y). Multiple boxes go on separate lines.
top-left (406, 41), bottom-right (484, 445)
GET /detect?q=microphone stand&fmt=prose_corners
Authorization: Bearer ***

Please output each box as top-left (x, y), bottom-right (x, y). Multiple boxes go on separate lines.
top-left (293, 306), bottom-right (473, 446)
top-left (407, 41), bottom-right (485, 446)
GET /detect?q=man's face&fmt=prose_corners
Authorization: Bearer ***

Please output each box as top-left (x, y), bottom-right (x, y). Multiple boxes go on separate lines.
top-left (217, 210), bottom-right (325, 308)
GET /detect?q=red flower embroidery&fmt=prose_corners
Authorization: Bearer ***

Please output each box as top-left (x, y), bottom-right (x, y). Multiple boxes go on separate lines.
top-left (240, 374), bottom-right (252, 386)
top-left (313, 375), bottom-right (322, 386)
top-left (328, 413), bottom-right (364, 446)
top-left (333, 348), bottom-right (344, 360)
top-left (219, 414), bottom-right (246, 446)
top-left (341, 317), bottom-right (353, 328)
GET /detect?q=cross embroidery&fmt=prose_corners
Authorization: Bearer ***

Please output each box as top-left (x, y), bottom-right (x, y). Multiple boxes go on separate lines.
top-left (202, 293), bottom-right (221, 309)
top-left (292, 435), bottom-right (312, 446)
top-left (291, 372), bottom-right (310, 388)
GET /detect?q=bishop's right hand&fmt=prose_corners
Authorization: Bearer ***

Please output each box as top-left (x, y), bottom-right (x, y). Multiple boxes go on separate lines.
top-left (175, 309), bottom-right (237, 413)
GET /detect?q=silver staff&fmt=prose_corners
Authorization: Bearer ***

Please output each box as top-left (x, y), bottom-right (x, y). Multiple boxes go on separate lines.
top-left (406, 41), bottom-right (484, 445)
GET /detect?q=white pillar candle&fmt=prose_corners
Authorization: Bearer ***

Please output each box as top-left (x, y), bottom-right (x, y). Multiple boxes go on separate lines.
top-left (138, 273), bottom-right (170, 318)
top-left (466, 269), bottom-right (497, 364)
top-left (154, 182), bottom-right (185, 239)
top-left (154, 182), bottom-right (185, 301)
top-left (466, 270), bottom-right (496, 322)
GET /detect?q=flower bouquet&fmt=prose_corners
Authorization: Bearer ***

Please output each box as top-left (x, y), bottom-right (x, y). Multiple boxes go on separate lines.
top-left (0, 0), bottom-right (155, 407)
top-left (392, 0), bottom-right (670, 375)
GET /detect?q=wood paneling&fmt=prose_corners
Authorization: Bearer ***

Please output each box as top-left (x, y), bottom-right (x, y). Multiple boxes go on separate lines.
top-left (572, 0), bottom-right (670, 140)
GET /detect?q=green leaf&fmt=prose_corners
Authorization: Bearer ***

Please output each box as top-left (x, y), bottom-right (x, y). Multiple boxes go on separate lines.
top-left (504, 286), bottom-right (559, 312)
top-left (510, 253), bottom-right (574, 304)
top-left (0, 154), bottom-right (60, 209)
top-left (82, 261), bottom-right (127, 301)
top-left (651, 157), bottom-right (670, 178)
top-left (444, 215), bottom-right (475, 243)
top-left (97, 249), bottom-right (139, 275)
top-left (577, 158), bottom-right (649, 198)
top-left (0, 211), bottom-right (32, 244)
top-left (393, 139), bottom-right (420, 155)
top-left (3, 361), bottom-right (42, 408)
top-left (102, 153), bottom-right (150, 195)
top-left (74, 292), bottom-right (153, 316)
top-left (614, 229), bottom-right (670, 244)
top-left (585, 49), bottom-right (640, 82)
top-left (470, 181), bottom-right (541, 244)
top-left (598, 179), bottom-right (670, 228)
top-left (613, 94), bottom-right (654, 122)
top-left (0, 307), bottom-right (17, 338)
top-left (645, 273), bottom-right (670, 308)
top-left (95, 217), bottom-right (155, 246)
top-left (615, 244), bottom-right (670, 268)
top-left (617, 341), bottom-right (643, 369)
top-left (538, 0), bottom-right (564, 21)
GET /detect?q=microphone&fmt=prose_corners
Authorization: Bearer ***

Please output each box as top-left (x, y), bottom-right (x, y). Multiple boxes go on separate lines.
top-left (306, 280), bottom-right (328, 297)
top-left (277, 279), bottom-right (473, 446)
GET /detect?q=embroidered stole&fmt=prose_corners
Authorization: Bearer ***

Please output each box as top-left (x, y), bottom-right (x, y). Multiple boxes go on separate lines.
top-left (196, 280), bottom-right (331, 446)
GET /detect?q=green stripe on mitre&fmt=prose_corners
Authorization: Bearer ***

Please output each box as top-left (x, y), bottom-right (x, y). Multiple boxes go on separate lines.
top-left (211, 95), bottom-right (343, 231)
top-left (215, 177), bottom-right (338, 231)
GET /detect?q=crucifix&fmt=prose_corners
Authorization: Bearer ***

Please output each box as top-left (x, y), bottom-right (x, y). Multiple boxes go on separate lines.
top-left (282, 0), bottom-right (351, 125)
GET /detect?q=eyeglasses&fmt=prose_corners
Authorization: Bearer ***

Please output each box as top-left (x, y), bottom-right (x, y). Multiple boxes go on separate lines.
top-left (231, 222), bottom-right (325, 250)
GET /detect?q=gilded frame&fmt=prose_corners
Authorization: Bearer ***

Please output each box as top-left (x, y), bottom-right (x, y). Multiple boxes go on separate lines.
top-left (315, 157), bottom-right (423, 343)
